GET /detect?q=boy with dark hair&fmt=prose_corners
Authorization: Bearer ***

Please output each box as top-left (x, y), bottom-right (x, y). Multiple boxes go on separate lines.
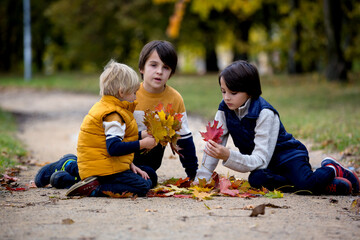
top-left (133, 40), bottom-right (198, 180)
top-left (196, 60), bottom-right (359, 195)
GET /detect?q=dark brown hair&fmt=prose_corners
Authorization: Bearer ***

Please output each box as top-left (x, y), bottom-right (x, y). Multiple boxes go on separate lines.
top-left (138, 40), bottom-right (178, 79)
top-left (219, 60), bottom-right (262, 99)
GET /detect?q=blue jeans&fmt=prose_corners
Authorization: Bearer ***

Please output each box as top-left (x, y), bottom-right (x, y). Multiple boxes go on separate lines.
top-left (93, 165), bottom-right (156, 197)
top-left (248, 157), bottom-right (335, 194)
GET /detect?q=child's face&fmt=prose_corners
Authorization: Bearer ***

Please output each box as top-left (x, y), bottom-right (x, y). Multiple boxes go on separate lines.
top-left (220, 77), bottom-right (249, 110)
top-left (140, 50), bottom-right (172, 94)
top-left (119, 89), bottom-right (137, 103)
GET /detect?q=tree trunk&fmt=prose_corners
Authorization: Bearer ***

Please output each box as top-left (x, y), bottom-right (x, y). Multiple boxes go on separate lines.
top-left (288, 0), bottom-right (302, 74)
top-left (323, 0), bottom-right (347, 81)
top-left (205, 44), bottom-right (218, 72)
top-left (233, 20), bottom-right (252, 61)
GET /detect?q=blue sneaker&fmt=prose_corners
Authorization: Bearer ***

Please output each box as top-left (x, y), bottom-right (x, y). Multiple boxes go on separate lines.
top-left (321, 157), bottom-right (360, 194)
top-left (34, 154), bottom-right (77, 187)
top-left (50, 171), bottom-right (79, 189)
top-left (324, 177), bottom-right (352, 195)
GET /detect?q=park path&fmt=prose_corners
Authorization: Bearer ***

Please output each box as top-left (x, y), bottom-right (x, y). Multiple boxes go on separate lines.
top-left (0, 87), bottom-right (359, 240)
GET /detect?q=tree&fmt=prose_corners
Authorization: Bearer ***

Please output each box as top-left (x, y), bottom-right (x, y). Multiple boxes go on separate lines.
top-left (0, 0), bottom-right (23, 72)
top-left (44, 0), bottom-right (173, 71)
top-left (323, 0), bottom-right (347, 81)
top-left (287, 0), bottom-right (302, 74)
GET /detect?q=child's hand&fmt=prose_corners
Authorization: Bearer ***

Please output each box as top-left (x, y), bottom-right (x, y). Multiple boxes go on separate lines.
top-left (204, 140), bottom-right (230, 161)
top-left (141, 130), bottom-right (152, 139)
top-left (130, 163), bottom-right (150, 180)
top-left (139, 136), bottom-right (157, 150)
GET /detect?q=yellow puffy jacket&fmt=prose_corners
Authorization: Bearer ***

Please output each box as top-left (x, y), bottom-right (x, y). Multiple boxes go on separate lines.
top-left (77, 95), bottom-right (138, 179)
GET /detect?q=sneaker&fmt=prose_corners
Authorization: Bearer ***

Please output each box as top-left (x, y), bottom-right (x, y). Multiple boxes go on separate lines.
top-left (66, 177), bottom-right (99, 197)
top-left (321, 157), bottom-right (360, 193)
top-left (324, 177), bottom-right (352, 195)
top-left (50, 171), bottom-right (79, 189)
top-left (34, 154), bottom-right (77, 188)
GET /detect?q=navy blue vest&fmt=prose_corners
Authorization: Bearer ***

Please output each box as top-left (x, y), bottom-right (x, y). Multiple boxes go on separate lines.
top-left (218, 97), bottom-right (308, 168)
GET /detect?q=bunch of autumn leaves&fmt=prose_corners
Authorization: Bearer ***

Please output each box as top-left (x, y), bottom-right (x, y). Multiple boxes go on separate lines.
top-left (143, 102), bottom-right (224, 156)
top-left (143, 103), bottom-right (183, 156)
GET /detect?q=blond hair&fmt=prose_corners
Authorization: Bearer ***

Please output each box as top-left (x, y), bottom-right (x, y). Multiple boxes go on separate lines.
top-left (99, 59), bottom-right (139, 98)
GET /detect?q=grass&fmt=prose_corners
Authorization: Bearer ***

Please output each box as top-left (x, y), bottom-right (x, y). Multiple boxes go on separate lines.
top-left (0, 72), bottom-right (359, 157)
top-left (0, 109), bottom-right (27, 174)
top-left (0, 72), bottom-right (100, 94)
top-left (169, 73), bottom-right (360, 156)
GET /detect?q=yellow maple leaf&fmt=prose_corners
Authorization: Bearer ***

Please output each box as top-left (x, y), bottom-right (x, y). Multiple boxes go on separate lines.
top-left (189, 185), bottom-right (213, 193)
top-left (102, 191), bottom-right (134, 198)
top-left (158, 110), bottom-right (167, 125)
top-left (192, 189), bottom-right (213, 201)
top-left (168, 185), bottom-right (193, 194)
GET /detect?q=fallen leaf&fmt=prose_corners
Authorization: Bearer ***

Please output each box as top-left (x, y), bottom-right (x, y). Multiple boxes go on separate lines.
top-left (219, 178), bottom-right (239, 196)
top-left (189, 185), bottom-right (213, 193)
top-left (145, 209), bottom-right (158, 212)
top-left (204, 203), bottom-right (211, 210)
top-left (102, 191), bottom-right (134, 198)
top-left (5, 186), bottom-right (27, 191)
top-left (174, 177), bottom-right (191, 188)
top-left (62, 218), bottom-right (75, 224)
top-left (242, 205), bottom-right (255, 210)
top-left (264, 203), bottom-right (290, 209)
top-left (350, 198), bottom-right (360, 215)
top-left (192, 189), bottom-right (213, 201)
top-left (173, 194), bottom-right (193, 198)
top-left (264, 190), bottom-right (283, 198)
top-left (250, 204), bottom-right (266, 217)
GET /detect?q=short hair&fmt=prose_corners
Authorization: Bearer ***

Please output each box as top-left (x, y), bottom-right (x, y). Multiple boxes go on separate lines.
top-left (219, 60), bottom-right (262, 99)
top-left (99, 59), bottom-right (140, 98)
top-left (138, 40), bottom-right (178, 79)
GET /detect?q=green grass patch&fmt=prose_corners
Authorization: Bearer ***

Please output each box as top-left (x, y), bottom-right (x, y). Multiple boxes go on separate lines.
top-left (1, 72), bottom-right (359, 155)
top-left (0, 109), bottom-right (27, 174)
top-left (0, 72), bottom-right (99, 94)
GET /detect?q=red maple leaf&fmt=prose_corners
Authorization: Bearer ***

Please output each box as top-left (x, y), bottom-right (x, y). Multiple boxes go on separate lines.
top-left (174, 177), bottom-right (191, 188)
top-left (165, 103), bottom-right (175, 115)
top-left (219, 178), bottom-right (239, 197)
top-left (154, 102), bottom-right (164, 112)
top-left (199, 120), bottom-right (224, 143)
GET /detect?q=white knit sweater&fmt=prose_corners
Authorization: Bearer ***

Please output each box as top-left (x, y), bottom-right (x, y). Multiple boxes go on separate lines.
top-left (195, 99), bottom-right (280, 181)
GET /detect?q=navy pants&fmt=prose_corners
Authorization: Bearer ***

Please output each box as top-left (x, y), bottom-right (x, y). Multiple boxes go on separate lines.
top-left (93, 165), bottom-right (157, 197)
top-left (248, 157), bottom-right (335, 194)
top-left (66, 160), bottom-right (157, 197)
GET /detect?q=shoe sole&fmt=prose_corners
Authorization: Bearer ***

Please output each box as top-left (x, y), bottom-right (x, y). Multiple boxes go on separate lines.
top-left (322, 157), bottom-right (360, 193)
top-left (65, 176), bottom-right (98, 196)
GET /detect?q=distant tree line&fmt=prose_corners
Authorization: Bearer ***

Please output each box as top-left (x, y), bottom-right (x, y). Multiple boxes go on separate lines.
top-left (0, 0), bottom-right (359, 82)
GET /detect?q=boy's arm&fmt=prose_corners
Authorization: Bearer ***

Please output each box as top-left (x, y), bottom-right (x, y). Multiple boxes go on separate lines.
top-left (176, 111), bottom-right (198, 179)
top-left (104, 113), bottom-right (140, 156)
top-left (177, 136), bottom-right (198, 180)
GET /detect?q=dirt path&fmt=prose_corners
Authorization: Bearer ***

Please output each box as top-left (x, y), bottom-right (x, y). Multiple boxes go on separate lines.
top-left (0, 88), bottom-right (359, 240)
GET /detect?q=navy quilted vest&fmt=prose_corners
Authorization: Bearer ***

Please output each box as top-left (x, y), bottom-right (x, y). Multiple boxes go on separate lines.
top-left (218, 97), bottom-right (308, 168)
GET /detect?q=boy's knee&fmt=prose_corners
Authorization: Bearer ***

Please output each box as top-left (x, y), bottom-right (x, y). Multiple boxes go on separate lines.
top-left (248, 170), bottom-right (267, 189)
top-left (140, 165), bottom-right (158, 188)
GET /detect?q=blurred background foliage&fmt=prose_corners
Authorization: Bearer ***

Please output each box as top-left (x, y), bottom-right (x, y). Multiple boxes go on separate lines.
top-left (0, 0), bottom-right (359, 167)
top-left (1, 0), bottom-right (359, 81)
